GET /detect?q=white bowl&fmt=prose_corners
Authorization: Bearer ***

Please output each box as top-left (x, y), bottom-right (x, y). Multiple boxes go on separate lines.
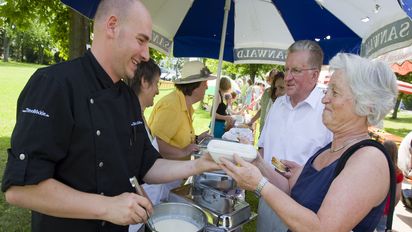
top-left (207, 139), bottom-right (257, 163)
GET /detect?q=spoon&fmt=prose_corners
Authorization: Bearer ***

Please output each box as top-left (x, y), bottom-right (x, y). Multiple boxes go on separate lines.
top-left (129, 176), bottom-right (158, 232)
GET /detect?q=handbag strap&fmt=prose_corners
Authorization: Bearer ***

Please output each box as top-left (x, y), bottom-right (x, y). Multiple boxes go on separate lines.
top-left (333, 139), bottom-right (396, 231)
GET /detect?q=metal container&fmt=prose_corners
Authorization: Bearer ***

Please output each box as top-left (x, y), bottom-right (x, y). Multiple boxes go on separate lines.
top-left (194, 185), bottom-right (237, 214)
top-left (193, 171), bottom-right (237, 192)
top-left (145, 202), bottom-right (207, 232)
top-left (169, 185), bottom-right (253, 230)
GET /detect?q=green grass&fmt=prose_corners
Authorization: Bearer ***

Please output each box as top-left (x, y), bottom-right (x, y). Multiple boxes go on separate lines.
top-left (0, 61), bottom-right (43, 231)
top-left (384, 111), bottom-right (412, 138)
top-left (1, 61), bottom-right (412, 231)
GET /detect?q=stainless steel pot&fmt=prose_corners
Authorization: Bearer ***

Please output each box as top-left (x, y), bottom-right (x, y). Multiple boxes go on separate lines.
top-left (145, 202), bottom-right (207, 232)
top-left (193, 171), bottom-right (237, 192)
top-left (194, 185), bottom-right (238, 214)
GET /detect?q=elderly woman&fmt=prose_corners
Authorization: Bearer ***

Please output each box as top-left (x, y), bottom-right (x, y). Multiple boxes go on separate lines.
top-left (221, 53), bottom-right (398, 231)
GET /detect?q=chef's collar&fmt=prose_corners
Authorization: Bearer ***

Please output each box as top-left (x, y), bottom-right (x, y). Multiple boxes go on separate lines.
top-left (85, 49), bottom-right (117, 89)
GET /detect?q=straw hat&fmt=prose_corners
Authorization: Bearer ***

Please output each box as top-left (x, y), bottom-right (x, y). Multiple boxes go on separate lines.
top-left (173, 61), bottom-right (216, 84)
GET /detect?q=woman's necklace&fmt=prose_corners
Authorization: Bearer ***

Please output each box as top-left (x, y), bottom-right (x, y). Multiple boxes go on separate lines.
top-left (330, 136), bottom-right (369, 153)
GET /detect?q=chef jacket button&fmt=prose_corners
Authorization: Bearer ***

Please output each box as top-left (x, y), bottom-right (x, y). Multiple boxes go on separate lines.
top-left (90, 98), bottom-right (94, 104)
top-left (101, 221), bottom-right (106, 226)
top-left (98, 162), bottom-right (104, 168)
top-left (19, 153), bottom-right (25, 160)
top-left (96, 130), bottom-right (101, 136)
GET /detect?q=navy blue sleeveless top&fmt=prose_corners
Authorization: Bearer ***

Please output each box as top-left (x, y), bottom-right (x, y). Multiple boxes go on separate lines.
top-left (289, 142), bottom-right (386, 232)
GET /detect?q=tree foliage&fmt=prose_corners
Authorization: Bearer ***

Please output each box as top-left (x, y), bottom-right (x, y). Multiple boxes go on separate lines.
top-left (205, 58), bottom-right (283, 82)
top-left (394, 72), bottom-right (412, 118)
top-left (0, 0), bottom-right (69, 63)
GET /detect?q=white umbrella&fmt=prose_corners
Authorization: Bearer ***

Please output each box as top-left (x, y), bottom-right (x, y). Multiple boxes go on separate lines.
top-left (61, 0), bottom-right (412, 134)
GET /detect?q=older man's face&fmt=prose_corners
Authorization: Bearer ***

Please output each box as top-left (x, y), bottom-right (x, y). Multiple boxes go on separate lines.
top-left (284, 51), bottom-right (319, 105)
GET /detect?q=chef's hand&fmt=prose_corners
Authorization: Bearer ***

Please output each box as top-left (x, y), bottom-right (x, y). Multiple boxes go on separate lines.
top-left (103, 192), bottom-right (153, 225)
top-left (182, 143), bottom-right (199, 157)
top-left (280, 160), bottom-right (301, 179)
top-left (195, 152), bottom-right (221, 173)
top-left (219, 154), bottom-right (262, 191)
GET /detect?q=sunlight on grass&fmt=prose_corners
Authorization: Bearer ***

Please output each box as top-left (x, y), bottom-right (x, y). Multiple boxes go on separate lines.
top-left (384, 111), bottom-right (412, 137)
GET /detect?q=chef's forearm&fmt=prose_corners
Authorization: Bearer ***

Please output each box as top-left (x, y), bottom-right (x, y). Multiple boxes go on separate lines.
top-left (143, 159), bottom-right (197, 184)
top-left (5, 178), bottom-right (108, 220)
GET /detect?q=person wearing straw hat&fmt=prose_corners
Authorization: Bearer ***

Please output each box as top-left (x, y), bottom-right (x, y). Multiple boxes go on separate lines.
top-left (148, 61), bottom-right (215, 197)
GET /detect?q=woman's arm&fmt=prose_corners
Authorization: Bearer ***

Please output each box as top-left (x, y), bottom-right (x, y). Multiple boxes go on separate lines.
top-left (253, 153), bottom-right (299, 193)
top-left (156, 137), bottom-right (198, 159)
top-left (248, 109), bottom-right (261, 126)
top-left (221, 146), bottom-right (390, 232)
top-left (395, 174), bottom-right (403, 205)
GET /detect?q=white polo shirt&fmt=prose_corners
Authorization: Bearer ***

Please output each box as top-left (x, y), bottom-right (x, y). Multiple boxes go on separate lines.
top-left (257, 86), bottom-right (332, 165)
top-left (398, 131), bottom-right (412, 176)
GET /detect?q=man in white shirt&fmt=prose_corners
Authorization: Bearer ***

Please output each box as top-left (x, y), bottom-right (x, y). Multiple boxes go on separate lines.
top-left (398, 131), bottom-right (412, 178)
top-left (256, 40), bottom-right (332, 232)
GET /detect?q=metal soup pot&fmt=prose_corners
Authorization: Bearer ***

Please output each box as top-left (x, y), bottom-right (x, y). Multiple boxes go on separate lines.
top-left (145, 202), bottom-right (207, 232)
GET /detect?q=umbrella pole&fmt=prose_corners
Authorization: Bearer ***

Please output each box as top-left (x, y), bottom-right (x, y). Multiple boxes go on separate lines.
top-left (210, 0), bottom-right (231, 136)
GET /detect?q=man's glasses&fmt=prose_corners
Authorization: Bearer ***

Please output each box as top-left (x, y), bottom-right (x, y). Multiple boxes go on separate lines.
top-left (284, 67), bottom-right (317, 77)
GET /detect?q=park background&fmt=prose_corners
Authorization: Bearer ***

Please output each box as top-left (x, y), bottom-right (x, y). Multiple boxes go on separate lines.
top-left (1, 61), bottom-right (412, 231)
top-left (1, 0), bottom-right (412, 230)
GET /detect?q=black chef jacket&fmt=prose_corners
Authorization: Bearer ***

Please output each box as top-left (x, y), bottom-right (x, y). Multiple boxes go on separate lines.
top-left (2, 50), bottom-right (160, 232)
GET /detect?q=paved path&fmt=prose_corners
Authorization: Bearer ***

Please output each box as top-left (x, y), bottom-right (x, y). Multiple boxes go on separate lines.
top-left (392, 182), bottom-right (412, 232)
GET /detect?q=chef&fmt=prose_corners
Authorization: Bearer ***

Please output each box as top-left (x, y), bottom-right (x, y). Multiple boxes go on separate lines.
top-left (1, 1), bottom-right (218, 232)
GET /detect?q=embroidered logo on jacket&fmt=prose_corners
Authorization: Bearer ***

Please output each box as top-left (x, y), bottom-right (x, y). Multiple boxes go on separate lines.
top-left (22, 108), bottom-right (50, 118)
top-left (131, 121), bottom-right (143, 126)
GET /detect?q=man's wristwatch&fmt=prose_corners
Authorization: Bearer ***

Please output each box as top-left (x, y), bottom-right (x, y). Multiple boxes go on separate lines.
top-left (254, 177), bottom-right (268, 197)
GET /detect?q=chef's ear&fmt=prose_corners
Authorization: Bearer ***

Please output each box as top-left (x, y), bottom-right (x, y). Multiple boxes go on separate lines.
top-left (106, 15), bottom-right (119, 39)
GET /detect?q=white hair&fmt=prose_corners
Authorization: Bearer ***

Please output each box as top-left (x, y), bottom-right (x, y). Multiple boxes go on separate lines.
top-left (287, 40), bottom-right (324, 70)
top-left (329, 53), bottom-right (398, 126)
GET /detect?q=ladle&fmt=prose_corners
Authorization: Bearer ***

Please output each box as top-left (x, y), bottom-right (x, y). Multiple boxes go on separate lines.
top-left (129, 176), bottom-right (158, 232)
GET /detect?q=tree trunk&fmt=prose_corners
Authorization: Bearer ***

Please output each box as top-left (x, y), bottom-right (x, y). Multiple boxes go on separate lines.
top-left (69, 8), bottom-right (89, 60)
top-left (391, 92), bottom-right (403, 119)
top-left (2, 32), bottom-right (9, 62)
top-left (20, 42), bottom-right (24, 62)
top-left (249, 64), bottom-right (259, 83)
top-left (38, 45), bottom-right (44, 64)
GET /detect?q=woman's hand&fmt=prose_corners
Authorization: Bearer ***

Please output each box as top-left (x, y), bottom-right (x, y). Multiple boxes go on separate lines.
top-left (198, 131), bottom-right (212, 142)
top-left (219, 154), bottom-right (263, 191)
top-left (225, 116), bottom-right (235, 126)
top-left (182, 144), bottom-right (199, 157)
top-left (252, 151), bottom-right (265, 168)
top-left (281, 160), bottom-right (301, 179)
